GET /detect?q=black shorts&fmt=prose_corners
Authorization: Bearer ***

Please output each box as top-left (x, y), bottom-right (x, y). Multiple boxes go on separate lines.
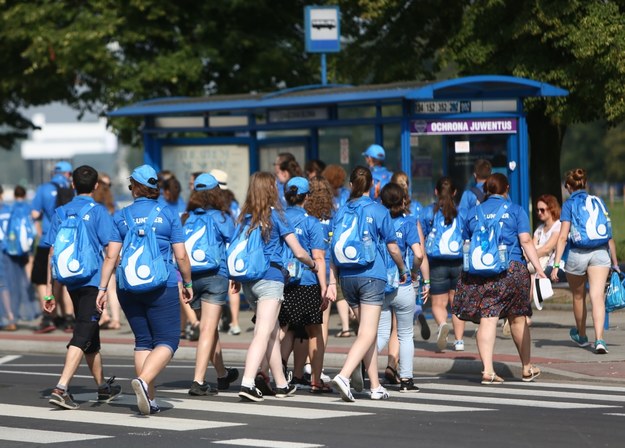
top-left (278, 284), bottom-right (323, 327)
top-left (67, 286), bottom-right (101, 354)
top-left (31, 246), bottom-right (51, 285)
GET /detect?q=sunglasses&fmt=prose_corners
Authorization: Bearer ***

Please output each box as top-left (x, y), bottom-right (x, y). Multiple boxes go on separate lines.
top-left (537, 208), bottom-right (547, 213)
top-left (128, 185), bottom-right (133, 191)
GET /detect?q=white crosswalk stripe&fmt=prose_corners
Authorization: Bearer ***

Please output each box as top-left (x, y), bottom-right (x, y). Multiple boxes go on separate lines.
top-left (0, 381), bottom-right (623, 446)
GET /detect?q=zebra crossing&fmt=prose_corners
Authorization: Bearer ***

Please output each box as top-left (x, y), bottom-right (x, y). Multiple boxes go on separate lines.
top-left (0, 380), bottom-right (624, 446)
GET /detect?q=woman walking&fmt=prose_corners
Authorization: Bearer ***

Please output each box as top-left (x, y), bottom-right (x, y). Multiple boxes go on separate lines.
top-left (96, 164), bottom-right (193, 414)
top-left (452, 173), bottom-right (545, 384)
top-left (329, 166), bottom-right (409, 402)
top-left (551, 168), bottom-right (619, 354)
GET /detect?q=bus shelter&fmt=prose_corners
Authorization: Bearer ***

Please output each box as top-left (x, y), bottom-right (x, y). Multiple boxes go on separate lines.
top-left (109, 75), bottom-right (567, 211)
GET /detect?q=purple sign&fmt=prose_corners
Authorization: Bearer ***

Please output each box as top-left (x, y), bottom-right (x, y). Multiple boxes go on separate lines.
top-left (410, 119), bottom-right (517, 135)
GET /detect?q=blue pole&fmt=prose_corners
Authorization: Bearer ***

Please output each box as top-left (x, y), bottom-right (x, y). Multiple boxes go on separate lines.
top-left (321, 53), bottom-right (327, 85)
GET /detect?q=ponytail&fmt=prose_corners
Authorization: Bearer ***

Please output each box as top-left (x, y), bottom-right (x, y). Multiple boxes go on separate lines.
top-left (433, 176), bottom-right (457, 224)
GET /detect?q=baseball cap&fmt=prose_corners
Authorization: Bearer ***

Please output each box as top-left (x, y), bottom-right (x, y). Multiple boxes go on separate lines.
top-left (194, 173), bottom-right (218, 191)
top-left (54, 161), bottom-right (73, 173)
top-left (129, 164), bottom-right (159, 189)
top-left (362, 144), bottom-right (386, 161)
top-left (286, 176), bottom-right (309, 195)
top-left (210, 169), bottom-right (228, 190)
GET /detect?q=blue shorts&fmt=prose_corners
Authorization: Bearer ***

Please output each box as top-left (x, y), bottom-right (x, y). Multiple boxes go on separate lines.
top-left (190, 274), bottom-right (229, 309)
top-left (118, 286), bottom-right (181, 354)
top-left (242, 280), bottom-right (284, 311)
top-left (429, 258), bottom-right (463, 295)
top-left (339, 277), bottom-right (386, 308)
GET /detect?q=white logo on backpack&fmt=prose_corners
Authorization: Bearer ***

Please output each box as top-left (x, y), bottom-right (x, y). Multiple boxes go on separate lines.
top-left (124, 245), bottom-right (155, 287)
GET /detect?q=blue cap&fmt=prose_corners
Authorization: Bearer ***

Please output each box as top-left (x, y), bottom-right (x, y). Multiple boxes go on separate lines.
top-left (362, 144), bottom-right (386, 161)
top-left (130, 164), bottom-right (159, 189)
top-left (194, 173), bottom-right (218, 191)
top-left (286, 176), bottom-right (309, 195)
top-left (54, 161), bottom-right (73, 173)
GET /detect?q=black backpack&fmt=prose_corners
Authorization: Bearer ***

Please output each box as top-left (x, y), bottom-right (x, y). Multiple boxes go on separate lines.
top-left (52, 181), bottom-right (75, 209)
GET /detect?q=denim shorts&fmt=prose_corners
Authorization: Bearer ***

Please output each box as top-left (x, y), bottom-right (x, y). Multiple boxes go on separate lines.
top-left (429, 258), bottom-right (463, 295)
top-left (339, 277), bottom-right (386, 308)
top-left (565, 246), bottom-right (611, 276)
top-left (190, 274), bottom-right (229, 309)
top-left (242, 280), bottom-right (284, 311)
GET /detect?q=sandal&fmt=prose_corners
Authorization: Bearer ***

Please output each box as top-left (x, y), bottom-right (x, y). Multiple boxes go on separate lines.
top-left (335, 330), bottom-right (353, 338)
top-left (310, 382), bottom-right (333, 394)
top-left (384, 365), bottom-right (400, 385)
top-left (481, 371), bottom-right (504, 385)
top-left (522, 365), bottom-right (541, 382)
top-left (100, 320), bottom-right (121, 330)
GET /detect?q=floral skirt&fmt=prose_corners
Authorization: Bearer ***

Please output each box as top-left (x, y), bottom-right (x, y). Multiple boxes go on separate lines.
top-left (452, 261), bottom-right (532, 324)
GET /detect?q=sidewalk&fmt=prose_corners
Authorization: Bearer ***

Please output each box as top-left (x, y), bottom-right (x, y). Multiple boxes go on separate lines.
top-left (2, 297), bottom-right (624, 385)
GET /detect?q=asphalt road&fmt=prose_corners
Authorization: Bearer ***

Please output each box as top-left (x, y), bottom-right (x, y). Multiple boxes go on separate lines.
top-left (1, 353), bottom-right (625, 448)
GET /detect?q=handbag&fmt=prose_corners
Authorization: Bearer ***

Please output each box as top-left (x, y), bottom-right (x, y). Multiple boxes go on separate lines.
top-left (605, 271), bottom-right (625, 313)
top-left (528, 227), bottom-right (552, 274)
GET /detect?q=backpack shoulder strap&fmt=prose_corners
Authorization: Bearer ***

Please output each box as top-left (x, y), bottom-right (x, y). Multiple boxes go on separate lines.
top-left (145, 205), bottom-right (162, 228)
top-left (471, 186), bottom-right (485, 203)
top-left (122, 207), bottom-right (135, 232)
top-left (77, 202), bottom-right (95, 219)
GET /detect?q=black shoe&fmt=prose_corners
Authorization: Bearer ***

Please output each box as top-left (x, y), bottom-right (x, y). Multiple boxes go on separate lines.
top-left (239, 386), bottom-right (264, 402)
top-left (97, 376), bottom-right (122, 402)
top-left (188, 380), bottom-right (217, 396)
top-left (217, 368), bottom-right (240, 390)
top-left (291, 376), bottom-right (311, 388)
top-left (63, 315), bottom-right (75, 334)
top-left (254, 373), bottom-right (275, 396)
top-left (418, 314), bottom-right (431, 340)
top-left (35, 317), bottom-right (56, 334)
top-left (399, 378), bottom-right (420, 393)
top-left (275, 383), bottom-right (297, 398)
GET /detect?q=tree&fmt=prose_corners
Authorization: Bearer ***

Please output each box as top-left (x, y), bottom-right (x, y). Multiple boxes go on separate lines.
top-left (0, 0), bottom-right (319, 149)
top-left (446, 0), bottom-right (625, 204)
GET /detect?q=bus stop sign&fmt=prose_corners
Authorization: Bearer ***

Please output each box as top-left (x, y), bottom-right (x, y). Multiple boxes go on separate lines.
top-left (305, 6), bottom-right (340, 53)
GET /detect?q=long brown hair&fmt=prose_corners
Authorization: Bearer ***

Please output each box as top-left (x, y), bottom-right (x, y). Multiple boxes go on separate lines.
top-left (239, 172), bottom-right (280, 241)
top-left (348, 166), bottom-right (372, 200)
top-left (433, 177), bottom-right (458, 225)
top-left (391, 171), bottom-right (414, 212)
top-left (380, 183), bottom-right (406, 218)
top-left (305, 176), bottom-right (334, 220)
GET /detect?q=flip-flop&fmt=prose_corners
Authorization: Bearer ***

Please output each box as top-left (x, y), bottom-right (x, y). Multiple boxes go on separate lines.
top-left (384, 365), bottom-right (400, 384)
top-left (522, 365), bottom-right (541, 382)
top-left (481, 371), bottom-right (504, 385)
top-left (310, 382), bottom-right (333, 394)
top-left (335, 330), bottom-right (353, 338)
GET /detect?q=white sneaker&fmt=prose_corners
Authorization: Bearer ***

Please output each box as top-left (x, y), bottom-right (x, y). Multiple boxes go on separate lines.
top-left (436, 323), bottom-right (450, 351)
top-left (228, 325), bottom-right (241, 335)
top-left (454, 340), bottom-right (465, 351)
top-left (370, 385), bottom-right (390, 400)
top-left (320, 371), bottom-right (331, 383)
top-left (331, 374), bottom-right (355, 402)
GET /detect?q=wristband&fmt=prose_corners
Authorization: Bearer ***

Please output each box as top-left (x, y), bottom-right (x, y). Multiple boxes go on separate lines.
top-left (553, 263), bottom-right (560, 268)
top-left (183, 281), bottom-right (193, 288)
top-left (44, 295), bottom-right (55, 301)
top-left (423, 279), bottom-right (431, 285)
top-left (98, 286), bottom-right (108, 292)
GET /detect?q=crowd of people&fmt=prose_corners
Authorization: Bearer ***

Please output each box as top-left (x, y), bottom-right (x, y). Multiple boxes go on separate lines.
top-left (0, 149), bottom-right (618, 413)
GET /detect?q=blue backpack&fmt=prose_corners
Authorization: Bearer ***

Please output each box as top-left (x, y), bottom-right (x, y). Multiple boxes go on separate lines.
top-left (282, 212), bottom-right (309, 284)
top-left (382, 215), bottom-right (409, 293)
top-left (226, 216), bottom-right (270, 282)
top-left (467, 203), bottom-right (510, 277)
top-left (425, 209), bottom-right (463, 260)
top-left (117, 205), bottom-right (169, 292)
top-left (183, 209), bottom-right (223, 273)
top-left (4, 203), bottom-right (35, 257)
top-left (569, 193), bottom-right (612, 249)
top-left (51, 202), bottom-right (99, 286)
top-left (331, 202), bottom-right (376, 268)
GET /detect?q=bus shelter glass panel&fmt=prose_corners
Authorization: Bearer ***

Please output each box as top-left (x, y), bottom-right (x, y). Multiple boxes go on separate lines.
top-left (318, 125), bottom-right (375, 174)
top-left (445, 134), bottom-right (508, 197)
top-left (411, 135), bottom-right (441, 206)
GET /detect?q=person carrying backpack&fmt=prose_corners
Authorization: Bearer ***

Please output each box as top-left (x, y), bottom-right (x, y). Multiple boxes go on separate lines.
top-left (458, 159), bottom-right (492, 212)
top-left (328, 166), bottom-right (409, 403)
top-left (377, 183), bottom-right (428, 393)
top-left (95, 164), bottom-right (193, 415)
top-left (0, 184), bottom-right (16, 331)
top-left (420, 177), bottom-right (467, 352)
top-left (42, 165), bottom-right (121, 410)
top-left (183, 173), bottom-right (239, 396)
top-left (452, 173), bottom-right (546, 385)
top-left (551, 168), bottom-right (620, 355)
top-left (229, 172), bottom-right (318, 403)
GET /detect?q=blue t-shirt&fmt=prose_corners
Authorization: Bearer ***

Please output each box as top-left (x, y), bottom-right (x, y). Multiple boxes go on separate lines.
top-left (408, 200), bottom-right (423, 219)
top-left (277, 180), bottom-right (287, 210)
top-left (0, 203), bottom-right (10, 245)
top-left (420, 204), bottom-right (468, 237)
top-left (333, 187), bottom-right (351, 211)
top-left (463, 195), bottom-right (530, 263)
top-left (207, 208), bottom-right (235, 278)
top-left (370, 166), bottom-right (393, 199)
top-left (285, 206), bottom-right (327, 286)
top-left (336, 196), bottom-right (397, 281)
top-left (392, 214), bottom-right (420, 284)
top-left (158, 196), bottom-right (186, 218)
top-left (111, 197), bottom-right (185, 287)
top-left (32, 175), bottom-right (71, 247)
top-left (459, 181), bottom-right (485, 212)
top-left (44, 195), bottom-right (114, 290)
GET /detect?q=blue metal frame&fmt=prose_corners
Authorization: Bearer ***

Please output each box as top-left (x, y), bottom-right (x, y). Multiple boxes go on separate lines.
top-left (109, 75), bottom-right (568, 215)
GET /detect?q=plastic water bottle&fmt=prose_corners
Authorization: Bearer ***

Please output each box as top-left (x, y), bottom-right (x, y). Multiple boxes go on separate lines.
top-left (462, 239), bottom-right (470, 271)
top-left (498, 244), bottom-right (507, 264)
top-left (362, 230), bottom-right (375, 260)
top-left (570, 224), bottom-right (581, 243)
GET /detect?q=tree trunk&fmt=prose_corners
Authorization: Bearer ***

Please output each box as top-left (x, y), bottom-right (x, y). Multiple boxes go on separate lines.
top-left (527, 106), bottom-right (567, 225)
